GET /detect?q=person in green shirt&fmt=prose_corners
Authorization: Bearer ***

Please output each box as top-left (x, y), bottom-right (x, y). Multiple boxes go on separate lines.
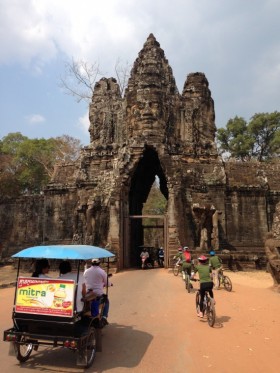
top-left (209, 250), bottom-right (222, 289)
top-left (180, 246), bottom-right (193, 277)
top-left (174, 247), bottom-right (183, 260)
top-left (193, 255), bottom-right (214, 318)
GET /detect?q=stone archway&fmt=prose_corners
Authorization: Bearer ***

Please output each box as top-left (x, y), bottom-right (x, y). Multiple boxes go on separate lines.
top-left (123, 146), bottom-right (169, 268)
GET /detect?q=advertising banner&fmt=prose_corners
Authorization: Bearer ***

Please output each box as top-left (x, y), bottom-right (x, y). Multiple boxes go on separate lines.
top-left (15, 277), bottom-right (75, 317)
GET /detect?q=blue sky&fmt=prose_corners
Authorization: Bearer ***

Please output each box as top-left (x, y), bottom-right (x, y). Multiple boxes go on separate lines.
top-left (0, 0), bottom-right (279, 146)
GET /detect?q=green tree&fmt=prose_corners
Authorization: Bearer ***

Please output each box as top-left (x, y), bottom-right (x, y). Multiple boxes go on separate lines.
top-left (0, 133), bottom-right (82, 197)
top-left (217, 112), bottom-right (280, 161)
top-left (248, 112), bottom-right (280, 161)
top-left (142, 181), bottom-right (167, 247)
top-left (143, 181), bottom-right (167, 215)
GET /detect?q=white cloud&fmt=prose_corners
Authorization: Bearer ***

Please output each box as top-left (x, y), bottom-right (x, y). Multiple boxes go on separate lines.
top-left (25, 114), bottom-right (46, 124)
top-left (77, 111), bottom-right (90, 134)
top-left (0, 0), bottom-right (57, 70)
top-left (1, 0), bottom-right (280, 139)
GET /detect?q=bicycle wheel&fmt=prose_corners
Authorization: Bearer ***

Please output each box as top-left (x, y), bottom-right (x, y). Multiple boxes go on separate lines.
top-left (185, 275), bottom-right (191, 293)
top-left (195, 291), bottom-right (200, 314)
top-left (206, 298), bottom-right (216, 327)
top-left (223, 275), bottom-right (232, 292)
top-left (173, 265), bottom-right (179, 276)
top-left (14, 336), bottom-right (33, 362)
top-left (217, 273), bottom-right (221, 288)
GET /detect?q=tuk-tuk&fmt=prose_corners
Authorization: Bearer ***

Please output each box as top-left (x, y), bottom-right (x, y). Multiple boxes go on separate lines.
top-left (2, 244), bottom-right (115, 368)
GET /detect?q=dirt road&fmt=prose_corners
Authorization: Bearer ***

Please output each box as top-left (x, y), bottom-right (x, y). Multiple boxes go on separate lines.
top-left (0, 268), bottom-right (279, 372)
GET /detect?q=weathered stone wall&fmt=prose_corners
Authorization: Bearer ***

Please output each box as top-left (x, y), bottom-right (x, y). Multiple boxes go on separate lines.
top-left (0, 196), bottom-right (44, 256)
top-left (264, 202), bottom-right (280, 289)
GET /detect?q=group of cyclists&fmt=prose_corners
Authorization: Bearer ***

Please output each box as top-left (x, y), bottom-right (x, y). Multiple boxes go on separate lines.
top-left (174, 246), bottom-right (223, 318)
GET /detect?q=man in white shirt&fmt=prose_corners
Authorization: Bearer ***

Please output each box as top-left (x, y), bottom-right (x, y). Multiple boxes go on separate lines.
top-left (58, 261), bottom-right (86, 313)
top-left (84, 258), bottom-right (112, 323)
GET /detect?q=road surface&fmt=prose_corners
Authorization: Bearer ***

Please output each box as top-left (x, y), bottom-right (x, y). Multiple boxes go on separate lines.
top-left (0, 268), bottom-right (279, 372)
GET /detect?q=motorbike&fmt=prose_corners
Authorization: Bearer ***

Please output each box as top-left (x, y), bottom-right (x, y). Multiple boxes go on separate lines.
top-left (141, 256), bottom-right (149, 269)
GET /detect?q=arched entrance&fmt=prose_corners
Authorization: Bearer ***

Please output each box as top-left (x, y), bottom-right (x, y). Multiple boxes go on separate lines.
top-left (123, 147), bottom-right (169, 268)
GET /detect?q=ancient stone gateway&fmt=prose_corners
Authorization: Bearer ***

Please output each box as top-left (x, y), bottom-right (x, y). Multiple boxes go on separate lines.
top-left (26, 34), bottom-right (280, 270)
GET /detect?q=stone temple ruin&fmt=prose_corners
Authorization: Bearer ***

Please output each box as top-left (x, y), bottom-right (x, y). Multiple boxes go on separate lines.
top-left (1, 34), bottom-right (280, 272)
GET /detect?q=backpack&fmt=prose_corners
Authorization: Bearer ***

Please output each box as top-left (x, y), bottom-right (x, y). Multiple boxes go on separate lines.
top-left (184, 251), bottom-right (191, 263)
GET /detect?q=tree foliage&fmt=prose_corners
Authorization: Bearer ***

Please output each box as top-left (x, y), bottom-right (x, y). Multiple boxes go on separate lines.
top-left (143, 181), bottom-right (167, 215)
top-left (0, 133), bottom-right (82, 198)
top-left (217, 112), bottom-right (280, 161)
top-left (142, 181), bottom-right (167, 247)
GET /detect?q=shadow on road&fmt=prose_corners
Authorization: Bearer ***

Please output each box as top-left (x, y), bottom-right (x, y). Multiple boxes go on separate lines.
top-left (17, 323), bottom-right (153, 372)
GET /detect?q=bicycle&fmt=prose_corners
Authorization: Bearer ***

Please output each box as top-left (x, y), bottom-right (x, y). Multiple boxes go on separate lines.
top-left (217, 268), bottom-right (232, 291)
top-left (195, 288), bottom-right (216, 327)
top-left (182, 269), bottom-right (193, 293)
top-left (173, 257), bottom-right (182, 276)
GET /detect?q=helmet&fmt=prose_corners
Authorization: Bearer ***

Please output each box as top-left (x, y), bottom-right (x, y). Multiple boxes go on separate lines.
top-left (198, 255), bottom-right (208, 262)
top-left (210, 251), bottom-right (215, 256)
top-left (183, 246), bottom-right (189, 251)
top-left (92, 258), bottom-right (100, 264)
top-left (178, 247), bottom-right (183, 251)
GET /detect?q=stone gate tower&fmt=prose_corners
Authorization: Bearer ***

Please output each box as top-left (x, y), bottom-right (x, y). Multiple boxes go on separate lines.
top-left (43, 34), bottom-right (280, 269)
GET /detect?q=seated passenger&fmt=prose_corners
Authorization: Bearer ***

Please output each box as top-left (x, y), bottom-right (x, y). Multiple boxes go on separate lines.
top-left (32, 259), bottom-right (50, 278)
top-left (58, 261), bottom-right (86, 313)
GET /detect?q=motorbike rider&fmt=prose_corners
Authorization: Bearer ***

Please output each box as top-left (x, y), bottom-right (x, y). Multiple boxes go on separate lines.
top-left (84, 258), bottom-right (112, 325)
top-left (140, 248), bottom-right (149, 268)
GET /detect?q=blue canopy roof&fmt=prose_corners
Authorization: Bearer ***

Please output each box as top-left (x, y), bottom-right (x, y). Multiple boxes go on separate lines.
top-left (12, 245), bottom-right (115, 260)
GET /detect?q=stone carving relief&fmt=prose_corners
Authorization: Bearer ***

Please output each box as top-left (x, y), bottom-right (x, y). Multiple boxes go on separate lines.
top-left (265, 202), bottom-right (280, 291)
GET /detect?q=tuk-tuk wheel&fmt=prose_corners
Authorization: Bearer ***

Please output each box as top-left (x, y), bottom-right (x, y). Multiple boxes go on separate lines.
top-left (77, 328), bottom-right (96, 368)
top-left (14, 336), bottom-right (33, 362)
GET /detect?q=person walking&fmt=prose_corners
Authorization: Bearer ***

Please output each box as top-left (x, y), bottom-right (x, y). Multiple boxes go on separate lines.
top-left (157, 247), bottom-right (164, 267)
top-left (209, 250), bottom-right (222, 289)
top-left (193, 255), bottom-right (214, 318)
top-left (84, 258), bottom-right (112, 324)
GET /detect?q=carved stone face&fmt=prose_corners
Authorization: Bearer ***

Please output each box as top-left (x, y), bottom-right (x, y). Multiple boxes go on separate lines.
top-left (128, 88), bottom-right (165, 134)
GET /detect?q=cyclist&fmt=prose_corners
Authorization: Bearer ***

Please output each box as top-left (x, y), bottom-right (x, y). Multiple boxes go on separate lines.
top-left (174, 247), bottom-right (183, 258)
top-left (181, 246), bottom-right (193, 280)
top-left (193, 255), bottom-right (214, 318)
top-left (209, 250), bottom-right (222, 289)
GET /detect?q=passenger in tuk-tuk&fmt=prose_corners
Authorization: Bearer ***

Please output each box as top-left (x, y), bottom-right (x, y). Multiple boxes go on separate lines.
top-left (58, 261), bottom-right (86, 313)
top-left (32, 258), bottom-right (50, 278)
